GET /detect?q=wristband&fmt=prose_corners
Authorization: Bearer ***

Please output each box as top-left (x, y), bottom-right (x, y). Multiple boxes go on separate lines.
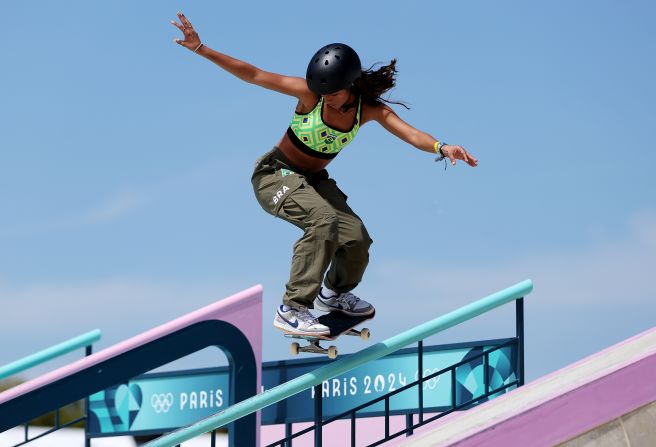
top-left (434, 140), bottom-right (448, 170)
top-left (433, 141), bottom-right (447, 159)
top-left (193, 43), bottom-right (204, 53)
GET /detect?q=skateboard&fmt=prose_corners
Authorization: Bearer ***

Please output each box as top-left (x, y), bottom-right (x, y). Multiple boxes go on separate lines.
top-left (285, 310), bottom-right (375, 359)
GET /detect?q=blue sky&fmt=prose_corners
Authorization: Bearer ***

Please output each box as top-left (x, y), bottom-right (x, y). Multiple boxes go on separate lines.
top-left (1, 1), bottom-right (655, 382)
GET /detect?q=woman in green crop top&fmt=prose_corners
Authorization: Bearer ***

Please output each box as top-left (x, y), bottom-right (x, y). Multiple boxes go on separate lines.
top-left (172, 12), bottom-right (477, 337)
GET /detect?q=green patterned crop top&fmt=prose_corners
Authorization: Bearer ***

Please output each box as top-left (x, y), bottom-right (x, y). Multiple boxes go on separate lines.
top-left (286, 95), bottom-right (362, 159)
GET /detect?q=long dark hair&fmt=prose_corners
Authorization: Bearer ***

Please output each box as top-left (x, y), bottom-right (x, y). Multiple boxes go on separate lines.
top-left (352, 59), bottom-right (410, 110)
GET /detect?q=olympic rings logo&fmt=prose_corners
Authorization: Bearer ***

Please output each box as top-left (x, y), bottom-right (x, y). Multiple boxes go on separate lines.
top-left (151, 393), bottom-right (174, 413)
top-left (415, 369), bottom-right (441, 390)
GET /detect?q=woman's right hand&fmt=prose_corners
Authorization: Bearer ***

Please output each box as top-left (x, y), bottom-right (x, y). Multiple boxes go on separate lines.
top-left (170, 12), bottom-right (202, 51)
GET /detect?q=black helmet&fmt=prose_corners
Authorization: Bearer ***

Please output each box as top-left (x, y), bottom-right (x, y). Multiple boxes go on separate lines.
top-left (306, 43), bottom-right (362, 95)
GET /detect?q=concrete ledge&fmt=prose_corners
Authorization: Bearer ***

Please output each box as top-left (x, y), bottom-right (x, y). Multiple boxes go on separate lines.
top-left (559, 401), bottom-right (656, 447)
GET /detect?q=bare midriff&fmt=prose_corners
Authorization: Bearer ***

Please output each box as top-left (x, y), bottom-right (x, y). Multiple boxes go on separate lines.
top-left (275, 133), bottom-right (332, 173)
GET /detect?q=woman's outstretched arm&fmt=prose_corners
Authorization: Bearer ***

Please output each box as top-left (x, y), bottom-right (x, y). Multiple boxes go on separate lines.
top-left (368, 103), bottom-right (478, 167)
top-left (171, 12), bottom-right (311, 99)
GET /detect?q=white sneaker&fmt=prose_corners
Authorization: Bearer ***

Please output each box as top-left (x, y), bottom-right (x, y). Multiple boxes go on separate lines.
top-left (314, 288), bottom-right (375, 316)
top-left (273, 305), bottom-right (330, 336)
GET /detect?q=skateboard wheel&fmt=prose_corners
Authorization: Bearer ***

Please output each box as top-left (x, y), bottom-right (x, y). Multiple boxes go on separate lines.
top-left (291, 342), bottom-right (300, 356)
top-left (328, 346), bottom-right (338, 359)
top-left (360, 328), bottom-right (370, 340)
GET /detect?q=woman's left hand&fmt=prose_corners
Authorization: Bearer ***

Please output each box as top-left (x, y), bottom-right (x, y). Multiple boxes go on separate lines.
top-left (170, 12), bottom-right (202, 51)
top-left (442, 145), bottom-right (478, 167)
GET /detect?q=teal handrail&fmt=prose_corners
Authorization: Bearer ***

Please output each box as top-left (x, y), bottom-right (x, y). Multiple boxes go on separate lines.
top-left (145, 279), bottom-right (533, 447)
top-left (0, 329), bottom-right (102, 381)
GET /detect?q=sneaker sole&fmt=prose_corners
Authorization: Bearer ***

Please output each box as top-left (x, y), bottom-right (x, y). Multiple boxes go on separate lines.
top-left (273, 320), bottom-right (330, 337)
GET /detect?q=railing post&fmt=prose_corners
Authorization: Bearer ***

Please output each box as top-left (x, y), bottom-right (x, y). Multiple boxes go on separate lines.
top-left (314, 384), bottom-right (322, 447)
top-left (451, 366), bottom-right (457, 410)
top-left (418, 340), bottom-right (424, 423)
top-left (85, 345), bottom-right (93, 447)
top-left (516, 298), bottom-right (525, 386)
top-left (384, 397), bottom-right (390, 439)
top-left (285, 421), bottom-right (292, 447)
top-left (405, 413), bottom-right (413, 437)
top-left (484, 352), bottom-right (489, 397)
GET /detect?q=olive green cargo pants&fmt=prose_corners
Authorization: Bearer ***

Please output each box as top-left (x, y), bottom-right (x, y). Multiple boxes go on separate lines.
top-left (252, 148), bottom-right (373, 309)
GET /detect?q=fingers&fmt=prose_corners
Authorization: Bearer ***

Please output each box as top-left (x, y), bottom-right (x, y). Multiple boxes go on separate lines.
top-left (458, 147), bottom-right (470, 165)
top-left (177, 11), bottom-right (194, 30)
top-left (457, 146), bottom-right (478, 167)
top-left (170, 12), bottom-right (199, 48)
top-left (170, 20), bottom-right (184, 32)
top-left (170, 12), bottom-right (194, 34)
top-left (445, 145), bottom-right (478, 167)
top-left (467, 152), bottom-right (478, 166)
top-left (461, 150), bottom-right (478, 166)
top-left (170, 20), bottom-right (185, 46)
top-left (445, 145), bottom-right (458, 166)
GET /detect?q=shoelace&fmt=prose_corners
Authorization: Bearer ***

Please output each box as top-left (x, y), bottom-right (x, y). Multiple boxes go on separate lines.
top-left (296, 306), bottom-right (320, 325)
top-left (336, 292), bottom-right (360, 309)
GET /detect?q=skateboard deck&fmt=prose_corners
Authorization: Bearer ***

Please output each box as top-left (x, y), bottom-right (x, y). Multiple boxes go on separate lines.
top-left (285, 310), bottom-right (375, 359)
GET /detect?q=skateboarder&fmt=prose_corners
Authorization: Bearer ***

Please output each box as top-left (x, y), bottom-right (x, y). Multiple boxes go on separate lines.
top-left (171, 12), bottom-right (477, 337)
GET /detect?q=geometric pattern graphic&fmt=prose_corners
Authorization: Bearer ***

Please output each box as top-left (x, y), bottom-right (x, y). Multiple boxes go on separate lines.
top-left (289, 96), bottom-right (361, 155)
top-left (454, 345), bottom-right (517, 408)
top-left (88, 383), bottom-right (144, 433)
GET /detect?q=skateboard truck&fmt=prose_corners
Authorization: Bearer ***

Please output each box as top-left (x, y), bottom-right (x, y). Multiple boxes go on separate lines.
top-left (285, 326), bottom-right (371, 359)
top-left (288, 338), bottom-right (338, 359)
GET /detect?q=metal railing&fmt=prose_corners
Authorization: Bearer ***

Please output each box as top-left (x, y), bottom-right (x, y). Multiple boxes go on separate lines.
top-left (0, 330), bottom-right (101, 447)
top-left (145, 279), bottom-right (533, 447)
top-left (272, 336), bottom-right (520, 447)
top-left (0, 329), bottom-right (101, 381)
top-left (11, 410), bottom-right (88, 447)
